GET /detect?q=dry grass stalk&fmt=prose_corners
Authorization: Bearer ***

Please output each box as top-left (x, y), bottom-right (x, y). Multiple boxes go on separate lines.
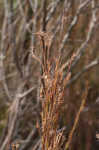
top-left (34, 32), bottom-right (72, 150)
top-left (65, 81), bottom-right (89, 150)
top-left (32, 30), bottom-right (90, 150)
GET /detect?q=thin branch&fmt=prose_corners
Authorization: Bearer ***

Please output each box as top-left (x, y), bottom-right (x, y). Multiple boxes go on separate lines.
top-left (26, 0), bottom-right (38, 78)
top-left (0, 97), bottom-right (20, 150)
top-left (0, 1), bottom-right (12, 101)
top-left (9, 0), bottom-right (23, 77)
top-left (67, 58), bottom-right (99, 87)
top-left (59, 0), bottom-right (92, 53)
top-left (32, 139), bottom-right (41, 150)
top-left (70, 0), bottom-right (96, 70)
top-left (21, 128), bottom-right (38, 150)
top-left (49, 0), bottom-right (71, 57)
top-left (46, 0), bottom-right (61, 25)
top-left (17, 86), bottom-right (37, 98)
top-left (65, 82), bottom-right (89, 149)
top-left (0, 82), bottom-right (26, 150)
top-left (42, 0), bottom-right (47, 31)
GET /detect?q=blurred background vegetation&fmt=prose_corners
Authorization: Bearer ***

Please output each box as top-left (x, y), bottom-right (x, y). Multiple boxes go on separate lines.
top-left (0, 0), bottom-right (99, 150)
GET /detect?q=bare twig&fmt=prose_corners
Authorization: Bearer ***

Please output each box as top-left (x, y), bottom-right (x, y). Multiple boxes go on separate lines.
top-left (59, 0), bottom-right (92, 53)
top-left (67, 58), bottom-right (99, 86)
top-left (65, 82), bottom-right (89, 149)
top-left (0, 82), bottom-right (26, 150)
top-left (0, 1), bottom-right (12, 101)
top-left (17, 86), bottom-right (37, 98)
top-left (70, 0), bottom-right (96, 70)
top-left (21, 128), bottom-right (38, 150)
top-left (46, 0), bottom-right (61, 25)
